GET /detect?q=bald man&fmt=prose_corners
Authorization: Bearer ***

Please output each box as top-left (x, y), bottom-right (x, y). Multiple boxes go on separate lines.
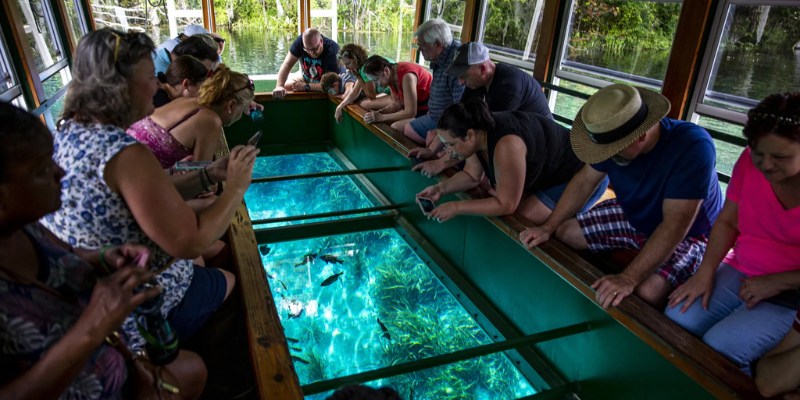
top-left (272, 28), bottom-right (342, 99)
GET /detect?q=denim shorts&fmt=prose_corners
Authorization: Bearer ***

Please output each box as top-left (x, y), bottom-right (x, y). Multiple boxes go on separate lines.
top-left (408, 115), bottom-right (438, 140)
top-left (534, 176), bottom-right (609, 213)
top-left (167, 265), bottom-right (228, 339)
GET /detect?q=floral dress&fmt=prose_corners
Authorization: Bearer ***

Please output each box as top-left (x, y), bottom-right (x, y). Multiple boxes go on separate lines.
top-left (0, 224), bottom-right (127, 399)
top-left (41, 120), bottom-right (193, 351)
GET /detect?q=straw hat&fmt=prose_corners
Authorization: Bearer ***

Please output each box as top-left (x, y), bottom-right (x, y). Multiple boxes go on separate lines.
top-left (570, 84), bottom-right (670, 164)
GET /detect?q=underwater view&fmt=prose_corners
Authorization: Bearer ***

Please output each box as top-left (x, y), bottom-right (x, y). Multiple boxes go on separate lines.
top-left (246, 153), bottom-right (383, 228)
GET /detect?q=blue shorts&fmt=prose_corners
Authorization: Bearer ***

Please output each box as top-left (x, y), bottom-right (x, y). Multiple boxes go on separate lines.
top-left (408, 115), bottom-right (437, 140)
top-left (534, 176), bottom-right (609, 213)
top-left (167, 265), bottom-right (228, 339)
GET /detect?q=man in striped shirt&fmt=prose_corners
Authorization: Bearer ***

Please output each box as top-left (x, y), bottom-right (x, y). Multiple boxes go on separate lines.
top-left (402, 19), bottom-right (464, 145)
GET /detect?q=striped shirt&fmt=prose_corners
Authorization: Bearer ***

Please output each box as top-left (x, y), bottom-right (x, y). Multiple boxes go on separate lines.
top-left (427, 40), bottom-right (465, 122)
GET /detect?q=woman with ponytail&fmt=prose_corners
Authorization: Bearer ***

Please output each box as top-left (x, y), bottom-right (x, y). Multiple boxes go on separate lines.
top-left (360, 55), bottom-right (432, 131)
top-left (128, 64), bottom-right (255, 168)
top-left (416, 98), bottom-right (608, 224)
top-left (152, 54), bottom-right (209, 107)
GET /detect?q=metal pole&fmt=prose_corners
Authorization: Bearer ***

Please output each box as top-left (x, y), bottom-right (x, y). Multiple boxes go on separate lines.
top-left (252, 204), bottom-right (400, 225)
top-left (250, 166), bottom-right (406, 184)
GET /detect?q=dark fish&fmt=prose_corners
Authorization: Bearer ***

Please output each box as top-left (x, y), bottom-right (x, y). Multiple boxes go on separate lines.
top-left (288, 308), bottom-right (304, 319)
top-left (285, 337), bottom-right (300, 344)
top-left (266, 273), bottom-right (288, 291)
top-left (259, 245), bottom-right (271, 256)
top-left (294, 253), bottom-right (317, 267)
top-left (320, 271), bottom-right (344, 287)
top-left (320, 254), bottom-right (344, 264)
top-left (290, 346), bottom-right (303, 352)
top-left (377, 317), bottom-right (391, 341)
top-left (291, 355), bottom-right (310, 365)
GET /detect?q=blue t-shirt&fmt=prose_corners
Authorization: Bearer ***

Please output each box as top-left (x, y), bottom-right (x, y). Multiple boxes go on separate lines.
top-left (591, 118), bottom-right (723, 237)
top-left (289, 35), bottom-right (342, 82)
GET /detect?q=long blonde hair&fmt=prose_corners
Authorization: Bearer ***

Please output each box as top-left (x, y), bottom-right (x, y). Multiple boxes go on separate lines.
top-left (197, 64), bottom-right (254, 109)
top-left (61, 28), bottom-right (154, 128)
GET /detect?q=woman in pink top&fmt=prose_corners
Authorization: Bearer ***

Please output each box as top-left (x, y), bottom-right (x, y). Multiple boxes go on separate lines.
top-left (360, 55), bottom-right (432, 131)
top-left (128, 64), bottom-right (254, 168)
top-left (666, 92), bottom-right (800, 374)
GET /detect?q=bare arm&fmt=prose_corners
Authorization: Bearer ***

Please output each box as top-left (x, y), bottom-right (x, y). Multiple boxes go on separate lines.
top-left (668, 200), bottom-right (739, 311)
top-left (433, 135), bottom-right (527, 219)
top-left (520, 164), bottom-right (606, 248)
top-left (431, 155), bottom-right (484, 195)
top-left (0, 268), bottom-right (157, 400)
top-left (756, 328), bottom-right (800, 398)
top-left (377, 73), bottom-right (419, 123)
top-left (363, 80), bottom-right (379, 99)
top-left (179, 110), bottom-right (222, 162)
top-left (104, 143), bottom-right (257, 259)
top-left (273, 52), bottom-right (299, 98)
top-left (593, 198), bottom-right (703, 308)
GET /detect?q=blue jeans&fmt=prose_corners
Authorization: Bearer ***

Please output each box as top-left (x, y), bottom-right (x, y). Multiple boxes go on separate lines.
top-left (665, 263), bottom-right (795, 374)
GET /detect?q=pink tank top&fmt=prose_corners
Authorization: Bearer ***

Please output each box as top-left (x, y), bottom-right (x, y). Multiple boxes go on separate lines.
top-left (127, 108), bottom-right (201, 168)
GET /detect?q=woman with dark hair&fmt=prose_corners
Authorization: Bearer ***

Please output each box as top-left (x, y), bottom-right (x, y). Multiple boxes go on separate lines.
top-left (333, 44), bottom-right (394, 122)
top-left (0, 101), bottom-right (205, 399)
top-left (667, 93), bottom-right (800, 375)
top-left (129, 63), bottom-right (255, 167)
top-left (42, 28), bottom-right (258, 355)
top-left (416, 99), bottom-right (607, 224)
top-left (152, 54), bottom-right (209, 107)
top-left (360, 55), bottom-right (432, 131)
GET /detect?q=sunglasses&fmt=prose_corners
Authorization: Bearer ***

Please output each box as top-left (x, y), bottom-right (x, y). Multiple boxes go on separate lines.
top-left (337, 50), bottom-right (352, 60)
top-left (231, 75), bottom-right (255, 97)
top-left (213, 37), bottom-right (226, 44)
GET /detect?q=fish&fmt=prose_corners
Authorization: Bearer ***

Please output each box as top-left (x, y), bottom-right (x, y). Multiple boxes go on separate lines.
top-left (291, 355), bottom-right (310, 365)
top-left (259, 245), bottom-right (271, 256)
top-left (294, 253), bottom-right (317, 267)
top-left (288, 308), bottom-right (304, 319)
top-left (320, 271), bottom-right (344, 287)
top-left (266, 273), bottom-right (288, 291)
top-left (319, 254), bottom-right (344, 264)
top-left (290, 346), bottom-right (303, 352)
top-left (377, 317), bottom-right (391, 341)
top-left (285, 337), bottom-right (300, 344)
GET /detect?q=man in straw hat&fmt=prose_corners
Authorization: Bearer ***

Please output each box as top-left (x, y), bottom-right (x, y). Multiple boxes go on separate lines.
top-left (520, 83), bottom-right (723, 309)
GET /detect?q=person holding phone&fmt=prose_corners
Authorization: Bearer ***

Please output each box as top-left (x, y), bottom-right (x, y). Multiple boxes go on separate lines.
top-left (128, 64), bottom-right (255, 169)
top-left (416, 98), bottom-right (607, 224)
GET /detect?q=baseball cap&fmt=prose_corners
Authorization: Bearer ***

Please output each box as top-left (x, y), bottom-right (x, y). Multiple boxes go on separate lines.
top-left (445, 42), bottom-right (489, 77)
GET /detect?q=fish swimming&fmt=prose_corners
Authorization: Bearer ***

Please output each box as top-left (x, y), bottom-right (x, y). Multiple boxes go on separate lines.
top-left (291, 355), bottom-right (310, 365)
top-left (377, 317), bottom-right (391, 341)
top-left (319, 254), bottom-right (344, 264)
top-left (285, 337), bottom-right (300, 344)
top-left (290, 346), bottom-right (303, 352)
top-left (294, 253), bottom-right (317, 267)
top-left (259, 245), bottom-right (271, 256)
top-left (320, 271), bottom-right (344, 287)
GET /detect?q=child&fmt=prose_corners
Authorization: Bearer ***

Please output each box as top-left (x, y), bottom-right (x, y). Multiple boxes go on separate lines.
top-left (321, 70), bottom-right (358, 98)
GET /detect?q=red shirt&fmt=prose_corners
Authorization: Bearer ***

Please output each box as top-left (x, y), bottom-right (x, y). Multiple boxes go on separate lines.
top-left (390, 62), bottom-right (432, 114)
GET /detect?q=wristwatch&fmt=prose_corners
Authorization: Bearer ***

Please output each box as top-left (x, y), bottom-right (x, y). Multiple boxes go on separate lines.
top-left (304, 83), bottom-right (311, 91)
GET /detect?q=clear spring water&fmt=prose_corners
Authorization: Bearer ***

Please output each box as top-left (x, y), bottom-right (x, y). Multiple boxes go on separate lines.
top-left (246, 153), bottom-right (382, 229)
top-left (249, 153), bottom-right (536, 399)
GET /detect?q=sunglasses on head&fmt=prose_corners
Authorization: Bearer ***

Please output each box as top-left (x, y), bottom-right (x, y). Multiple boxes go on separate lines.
top-left (337, 50), bottom-right (352, 60)
top-left (231, 75), bottom-right (255, 96)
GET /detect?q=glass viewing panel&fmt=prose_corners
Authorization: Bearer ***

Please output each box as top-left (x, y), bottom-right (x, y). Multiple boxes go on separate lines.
top-left (479, 0), bottom-right (545, 65)
top-left (13, 0), bottom-right (65, 74)
top-left (261, 229), bottom-right (536, 398)
top-left (557, 0), bottom-right (682, 87)
top-left (246, 153), bottom-right (382, 228)
top-left (699, 4), bottom-right (800, 115)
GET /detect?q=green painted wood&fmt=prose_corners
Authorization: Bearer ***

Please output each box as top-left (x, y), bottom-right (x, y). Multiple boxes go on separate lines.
top-left (224, 98), bottom-right (329, 149)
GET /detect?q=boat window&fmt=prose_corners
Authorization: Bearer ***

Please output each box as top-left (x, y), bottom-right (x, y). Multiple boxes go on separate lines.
top-left (324, 0), bottom-right (416, 63)
top-left (13, 0), bottom-right (67, 74)
top-left (477, 0), bottom-right (545, 67)
top-left (688, 1), bottom-right (799, 178)
top-left (89, 0), bottom-right (203, 45)
top-left (549, 0), bottom-right (682, 123)
top-left (425, 0), bottom-right (465, 39)
top-left (0, 32), bottom-right (18, 99)
top-left (62, 0), bottom-right (89, 46)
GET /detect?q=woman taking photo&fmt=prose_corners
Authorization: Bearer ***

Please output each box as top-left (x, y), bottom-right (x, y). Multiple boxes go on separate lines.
top-left (129, 63), bottom-right (254, 168)
top-left (333, 44), bottom-right (393, 122)
top-left (42, 28), bottom-right (258, 353)
top-left (416, 99), bottom-right (607, 224)
top-left (667, 92), bottom-right (800, 375)
top-left (0, 102), bottom-right (205, 399)
top-left (360, 55), bottom-right (432, 131)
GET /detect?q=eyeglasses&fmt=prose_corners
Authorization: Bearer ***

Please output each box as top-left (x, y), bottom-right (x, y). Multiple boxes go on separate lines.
top-left (213, 37), bottom-right (225, 44)
top-left (231, 75), bottom-right (255, 97)
top-left (303, 41), bottom-right (323, 53)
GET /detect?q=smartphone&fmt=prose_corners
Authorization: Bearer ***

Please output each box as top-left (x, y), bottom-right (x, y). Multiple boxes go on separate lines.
top-left (247, 130), bottom-right (263, 147)
top-left (173, 160), bottom-right (212, 171)
top-left (417, 197), bottom-right (436, 214)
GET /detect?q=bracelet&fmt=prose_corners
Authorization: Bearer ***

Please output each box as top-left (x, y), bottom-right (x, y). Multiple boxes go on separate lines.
top-left (99, 245), bottom-right (114, 275)
top-left (202, 166), bottom-right (216, 185)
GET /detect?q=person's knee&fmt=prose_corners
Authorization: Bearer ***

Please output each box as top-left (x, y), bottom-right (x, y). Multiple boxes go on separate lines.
top-left (219, 269), bottom-right (236, 300)
top-left (554, 219), bottom-right (587, 250)
top-left (634, 275), bottom-right (671, 310)
top-left (168, 350), bottom-right (207, 400)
